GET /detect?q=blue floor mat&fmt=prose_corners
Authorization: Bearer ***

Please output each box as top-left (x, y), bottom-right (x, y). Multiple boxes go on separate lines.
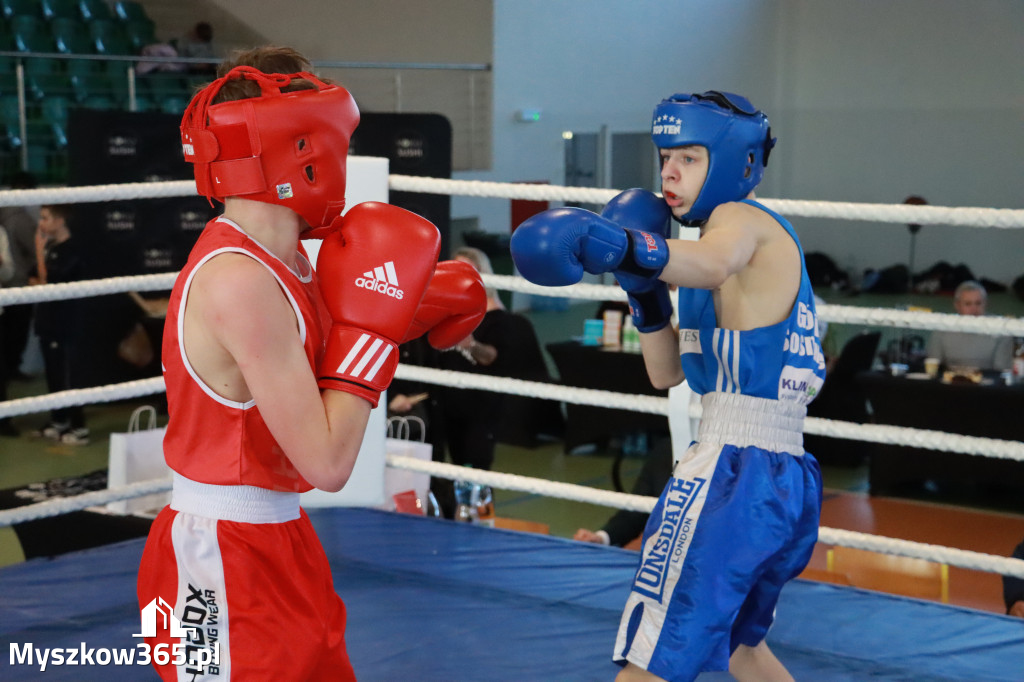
top-left (2, 507), bottom-right (1021, 681)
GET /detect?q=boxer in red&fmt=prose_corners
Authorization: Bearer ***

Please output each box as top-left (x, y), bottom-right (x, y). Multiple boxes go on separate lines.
top-left (137, 46), bottom-right (486, 681)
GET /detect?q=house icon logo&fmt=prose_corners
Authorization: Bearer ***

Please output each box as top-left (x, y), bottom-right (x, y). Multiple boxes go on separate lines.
top-left (134, 597), bottom-right (197, 639)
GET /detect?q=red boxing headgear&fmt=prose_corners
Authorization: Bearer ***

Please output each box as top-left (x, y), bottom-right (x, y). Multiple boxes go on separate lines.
top-left (181, 66), bottom-right (360, 236)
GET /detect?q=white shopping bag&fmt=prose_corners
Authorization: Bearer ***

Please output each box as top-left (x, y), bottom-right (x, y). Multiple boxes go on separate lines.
top-left (107, 405), bottom-right (171, 515)
top-left (382, 416), bottom-right (433, 512)
top-left (300, 399), bottom-right (387, 508)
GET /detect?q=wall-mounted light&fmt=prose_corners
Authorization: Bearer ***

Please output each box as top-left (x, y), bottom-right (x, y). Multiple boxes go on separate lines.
top-left (515, 109), bottom-right (542, 122)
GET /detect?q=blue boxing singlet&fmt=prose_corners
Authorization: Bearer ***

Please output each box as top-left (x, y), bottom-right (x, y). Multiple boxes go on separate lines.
top-left (614, 199), bottom-right (826, 679)
top-left (676, 199), bottom-right (826, 403)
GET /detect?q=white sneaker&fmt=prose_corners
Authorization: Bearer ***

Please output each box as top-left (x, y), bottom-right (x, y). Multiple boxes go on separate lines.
top-left (37, 422), bottom-right (70, 440)
top-left (60, 428), bottom-right (90, 446)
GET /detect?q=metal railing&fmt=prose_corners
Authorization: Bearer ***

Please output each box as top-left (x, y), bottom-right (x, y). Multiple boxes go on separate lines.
top-left (0, 50), bottom-right (491, 176)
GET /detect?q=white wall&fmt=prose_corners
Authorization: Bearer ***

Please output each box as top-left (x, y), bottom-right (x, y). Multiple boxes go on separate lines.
top-left (202, 0), bottom-right (494, 168)
top-left (454, 0), bottom-right (776, 236)
top-left (204, 0), bottom-right (490, 63)
top-left (772, 0), bottom-right (1024, 284)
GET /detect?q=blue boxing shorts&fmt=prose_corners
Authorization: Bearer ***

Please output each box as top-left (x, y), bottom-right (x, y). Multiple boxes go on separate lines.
top-left (613, 392), bottom-right (821, 682)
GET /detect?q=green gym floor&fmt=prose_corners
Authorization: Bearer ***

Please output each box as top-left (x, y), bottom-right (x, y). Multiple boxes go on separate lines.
top-left (2, 290), bottom-right (1022, 604)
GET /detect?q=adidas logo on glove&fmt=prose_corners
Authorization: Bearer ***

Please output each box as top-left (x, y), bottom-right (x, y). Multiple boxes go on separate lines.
top-left (355, 261), bottom-right (405, 299)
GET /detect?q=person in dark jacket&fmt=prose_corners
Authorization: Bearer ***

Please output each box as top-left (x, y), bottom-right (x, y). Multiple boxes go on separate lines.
top-left (574, 437), bottom-right (673, 547)
top-left (1004, 539), bottom-right (1024, 618)
top-left (33, 204), bottom-right (88, 445)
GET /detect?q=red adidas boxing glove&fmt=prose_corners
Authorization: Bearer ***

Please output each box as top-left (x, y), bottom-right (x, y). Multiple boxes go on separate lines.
top-left (403, 260), bottom-right (488, 349)
top-left (316, 202), bottom-right (441, 406)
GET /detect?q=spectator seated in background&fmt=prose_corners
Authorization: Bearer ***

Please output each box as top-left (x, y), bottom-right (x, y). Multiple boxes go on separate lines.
top-left (427, 247), bottom-right (524, 515)
top-left (806, 251), bottom-right (851, 292)
top-left (439, 247), bottom-right (559, 455)
top-left (574, 436), bottom-right (673, 547)
top-left (137, 42), bottom-right (186, 75)
top-left (398, 245), bottom-right (560, 516)
top-left (388, 335), bottom-right (440, 447)
top-left (178, 22), bottom-right (218, 74)
top-left (925, 280), bottom-right (1012, 372)
top-left (1004, 538), bottom-right (1024, 618)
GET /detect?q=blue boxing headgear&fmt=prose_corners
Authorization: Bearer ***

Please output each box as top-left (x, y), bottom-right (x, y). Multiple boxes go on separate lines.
top-left (652, 91), bottom-right (776, 225)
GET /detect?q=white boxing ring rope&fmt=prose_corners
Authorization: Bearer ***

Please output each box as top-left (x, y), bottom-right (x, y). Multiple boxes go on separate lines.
top-left (388, 175), bottom-right (1024, 229)
top-left (4, 359), bottom-right (1024, 461)
top-left (1, 175), bottom-right (1024, 226)
top-left (1, 178), bottom-right (1024, 586)
top-left (5, 272), bottom-right (1024, 338)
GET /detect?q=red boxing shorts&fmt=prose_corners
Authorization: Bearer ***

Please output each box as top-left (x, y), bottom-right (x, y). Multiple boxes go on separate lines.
top-left (137, 475), bottom-right (354, 681)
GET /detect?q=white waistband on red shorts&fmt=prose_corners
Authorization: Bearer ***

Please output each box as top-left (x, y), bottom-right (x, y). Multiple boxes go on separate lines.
top-left (697, 392), bottom-right (805, 455)
top-left (171, 473), bottom-right (301, 524)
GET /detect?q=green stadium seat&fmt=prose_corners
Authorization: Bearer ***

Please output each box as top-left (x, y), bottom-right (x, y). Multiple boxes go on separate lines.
top-left (140, 71), bottom-right (188, 98)
top-left (130, 92), bottom-right (156, 111)
top-left (89, 18), bottom-right (131, 54)
top-left (10, 13), bottom-right (43, 48)
top-left (113, 0), bottom-right (147, 23)
top-left (17, 28), bottom-right (74, 100)
top-left (0, 19), bottom-right (15, 90)
top-left (77, 0), bottom-right (109, 22)
top-left (38, 95), bottom-right (67, 149)
top-left (64, 54), bottom-right (97, 77)
top-left (159, 94), bottom-right (188, 114)
top-left (102, 57), bottom-right (130, 79)
top-left (24, 60), bottom-right (74, 99)
top-left (0, 56), bottom-right (18, 94)
top-left (25, 143), bottom-right (46, 175)
top-left (0, 93), bottom-right (22, 127)
top-left (123, 17), bottom-right (153, 51)
top-left (69, 67), bottom-right (113, 102)
top-left (0, 121), bottom-right (20, 151)
top-left (23, 115), bottom-right (56, 150)
top-left (51, 16), bottom-right (92, 54)
top-left (40, 90), bottom-right (68, 122)
top-left (40, 0), bottom-right (76, 20)
top-left (66, 54), bottom-right (126, 105)
top-left (105, 66), bottom-right (127, 97)
top-left (1, 0), bottom-right (41, 20)
top-left (79, 93), bottom-right (114, 109)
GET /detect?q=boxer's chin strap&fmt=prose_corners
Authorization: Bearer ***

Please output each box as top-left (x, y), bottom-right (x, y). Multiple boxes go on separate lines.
top-left (303, 211), bottom-right (347, 240)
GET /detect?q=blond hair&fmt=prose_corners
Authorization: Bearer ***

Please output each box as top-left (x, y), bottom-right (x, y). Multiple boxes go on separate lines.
top-left (453, 246), bottom-right (498, 300)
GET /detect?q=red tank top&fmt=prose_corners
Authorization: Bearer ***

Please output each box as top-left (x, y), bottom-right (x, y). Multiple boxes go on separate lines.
top-left (162, 218), bottom-right (330, 492)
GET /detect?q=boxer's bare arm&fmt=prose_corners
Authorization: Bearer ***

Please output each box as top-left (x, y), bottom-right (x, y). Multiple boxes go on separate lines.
top-left (639, 324), bottom-right (685, 389)
top-left (662, 202), bottom-right (800, 331)
top-left (186, 253), bottom-right (370, 492)
top-left (659, 206), bottom-right (759, 292)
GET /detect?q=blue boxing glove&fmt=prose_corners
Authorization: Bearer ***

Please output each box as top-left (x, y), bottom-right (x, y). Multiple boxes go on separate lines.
top-left (511, 207), bottom-right (629, 286)
top-left (510, 196), bottom-right (669, 289)
top-left (601, 189), bottom-right (674, 333)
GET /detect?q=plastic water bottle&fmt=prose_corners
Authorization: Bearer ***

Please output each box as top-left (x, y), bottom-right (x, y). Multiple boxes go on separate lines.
top-left (475, 485), bottom-right (495, 527)
top-left (454, 477), bottom-right (477, 523)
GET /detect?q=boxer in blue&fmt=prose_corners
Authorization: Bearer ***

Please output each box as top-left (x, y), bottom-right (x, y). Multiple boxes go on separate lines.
top-left (511, 91), bottom-right (826, 682)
